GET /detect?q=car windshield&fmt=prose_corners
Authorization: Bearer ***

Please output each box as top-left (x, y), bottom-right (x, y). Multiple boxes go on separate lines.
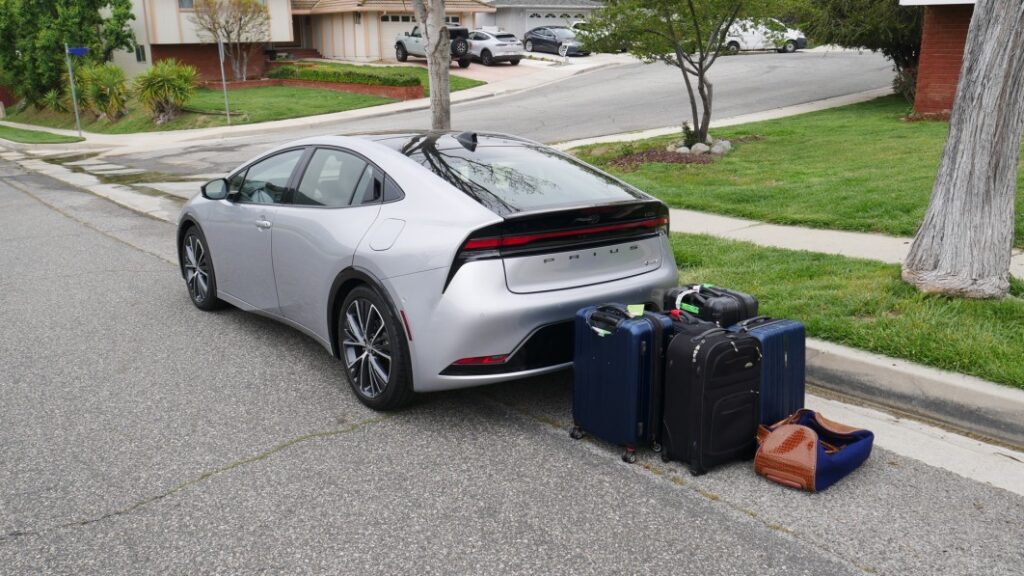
top-left (401, 138), bottom-right (646, 216)
top-left (552, 28), bottom-right (575, 40)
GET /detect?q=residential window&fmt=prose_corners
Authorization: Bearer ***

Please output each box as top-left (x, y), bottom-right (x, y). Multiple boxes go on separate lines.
top-left (529, 13), bottom-right (541, 18)
top-left (444, 16), bottom-right (460, 24)
top-left (560, 13), bottom-right (570, 18)
top-left (545, 14), bottom-right (556, 18)
top-left (402, 15), bottom-right (411, 22)
top-left (574, 14), bottom-right (585, 18)
top-left (135, 44), bottom-right (146, 63)
top-left (178, 0), bottom-right (194, 9)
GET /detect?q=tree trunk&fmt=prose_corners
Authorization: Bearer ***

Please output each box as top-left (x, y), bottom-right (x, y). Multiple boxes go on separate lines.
top-left (412, 0), bottom-right (451, 130)
top-left (902, 0), bottom-right (1024, 298)
top-left (697, 76), bottom-right (713, 143)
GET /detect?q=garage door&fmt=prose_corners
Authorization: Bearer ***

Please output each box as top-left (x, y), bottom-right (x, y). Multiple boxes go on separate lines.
top-left (380, 14), bottom-right (415, 58)
top-left (527, 12), bottom-right (582, 30)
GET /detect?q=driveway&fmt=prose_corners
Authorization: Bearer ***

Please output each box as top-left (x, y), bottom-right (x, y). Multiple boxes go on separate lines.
top-left (1, 159), bottom-right (1023, 575)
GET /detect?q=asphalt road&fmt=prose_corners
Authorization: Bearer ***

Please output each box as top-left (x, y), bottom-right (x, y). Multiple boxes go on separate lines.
top-left (107, 50), bottom-right (893, 176)
top-left (2, 161), bottom-right (1023, 575)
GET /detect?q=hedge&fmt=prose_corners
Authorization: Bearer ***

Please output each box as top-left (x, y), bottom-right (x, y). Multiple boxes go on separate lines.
top-left (267, 65), bottom-right (421, 87)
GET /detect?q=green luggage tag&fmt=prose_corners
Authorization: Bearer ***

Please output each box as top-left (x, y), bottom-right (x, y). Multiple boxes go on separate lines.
top-left (626, 304), bottom-right (645, 318)
top-left (680, 303), bottom-right (700, 314)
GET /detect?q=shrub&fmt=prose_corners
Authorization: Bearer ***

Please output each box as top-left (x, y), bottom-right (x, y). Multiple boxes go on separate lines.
top-left (134, 59), bottom-right (198, 124)
top-left (59, 69), bottom-right (88, 114)
top-left (81, 63), bottom-right (129, 120)
top-left (41, 88), bottom-right (67, 113)
top-left (267, 64), bottom-right (421, 87)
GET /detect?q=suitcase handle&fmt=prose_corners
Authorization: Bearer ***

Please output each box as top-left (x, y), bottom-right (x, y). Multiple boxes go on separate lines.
top-left (588, 305), bottom-right (628, 333)
top-left (736, 315), bottom-right (773, 330)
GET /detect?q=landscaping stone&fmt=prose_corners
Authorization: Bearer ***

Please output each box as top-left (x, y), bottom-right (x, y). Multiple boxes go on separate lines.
top-left (711, 140), bottom-right (732, 155)
top-left (675, 146), bottom-right (690, 154)
top-left (690, 143), bottom-right (710, 154)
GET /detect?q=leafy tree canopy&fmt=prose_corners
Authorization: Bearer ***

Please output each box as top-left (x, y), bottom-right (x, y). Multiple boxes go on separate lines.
top-left (0, 0), bottom-right (135, 103)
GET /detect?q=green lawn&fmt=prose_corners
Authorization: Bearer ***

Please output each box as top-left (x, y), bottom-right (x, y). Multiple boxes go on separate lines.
top-left (0, 124), bottom-right (83, 144)
top-left (7, 86), bottom-right (394, 134)
top-left (671, 233), bottom-right (1024, 388)
top-left (305, 61), bottom-right (486, 96)
top-left (576, 96), bottom-right (1024, 247)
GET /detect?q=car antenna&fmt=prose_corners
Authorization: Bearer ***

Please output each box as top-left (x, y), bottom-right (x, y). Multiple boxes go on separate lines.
top-left (455, 131), bottom-right (478, 152)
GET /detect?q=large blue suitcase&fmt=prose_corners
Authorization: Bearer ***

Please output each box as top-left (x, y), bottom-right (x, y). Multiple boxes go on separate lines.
top-left (572, 304), bottom-right (673, 463)
top-left (728, 317), bottom-right (806, 425)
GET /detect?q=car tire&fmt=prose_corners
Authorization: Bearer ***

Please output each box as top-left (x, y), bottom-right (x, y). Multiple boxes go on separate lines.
top-left (181, 226), bottom-right (225, 311)
top-left (525, 40), bottom-right (534, 52)
top-left (338, 285), bottom-right (414, 411)
top-left (509, 57), bottom-right (521, 66)
top-left (451, 37), bottom-right (469, 57)
top-left (457, 57), bottom-right (471, 68)
top-left (782, 40), bottom-right (797, 53)
top-left (726, 41), bottom-right (740, 55)
top-left (396, 43), bottom-right (408, 62)
top-left (481, 50), bottom-right (494, 66)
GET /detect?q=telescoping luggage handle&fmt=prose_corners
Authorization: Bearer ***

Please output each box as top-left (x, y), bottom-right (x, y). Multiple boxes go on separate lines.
top-left (735, 316), bottom-right (773, 331)
top-left (587, 304), bottom-right (630, 336)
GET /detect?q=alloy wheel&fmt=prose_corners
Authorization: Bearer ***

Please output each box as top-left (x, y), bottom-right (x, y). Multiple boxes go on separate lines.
top-left (342, 298), bottom-right (392, 399)
top-left (183, 235), bottom-right (210, 304)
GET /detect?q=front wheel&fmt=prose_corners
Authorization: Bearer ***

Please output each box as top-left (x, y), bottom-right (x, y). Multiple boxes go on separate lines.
top-left (726, 41), bottom-right (740, 55)
top-left (781, 40), bottom-right (797, 53)
top-left (525, 40), bottom-right (534, 52)
top-left (395, 43), bottom-right (408, 62)
top-left (339, 286), bottom-right (414, 411)
top-left (181, 226), bottom-right (224, 311)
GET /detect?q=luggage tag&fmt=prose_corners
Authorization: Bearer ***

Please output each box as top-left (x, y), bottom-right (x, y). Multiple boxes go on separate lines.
top-left (674, 286), bottom-right (702, 314)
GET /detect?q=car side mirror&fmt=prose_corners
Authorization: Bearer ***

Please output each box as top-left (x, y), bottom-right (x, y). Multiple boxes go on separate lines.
top-left (202, 178), bottom-right (229, 200)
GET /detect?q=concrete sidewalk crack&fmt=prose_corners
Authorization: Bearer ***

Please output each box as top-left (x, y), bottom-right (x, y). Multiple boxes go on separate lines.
top-left (0, 415), bottom-right (388, 543)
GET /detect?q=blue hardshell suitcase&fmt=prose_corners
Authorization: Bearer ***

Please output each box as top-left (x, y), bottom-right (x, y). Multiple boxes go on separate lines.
top-left (728, 317), bottom-right (806, 425)
top-left (572, 304), bottom-right (673, 463)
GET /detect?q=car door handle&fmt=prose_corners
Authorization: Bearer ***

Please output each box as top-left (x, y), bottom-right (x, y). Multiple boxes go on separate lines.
top-left (255, 219), bottom-right (273, 230)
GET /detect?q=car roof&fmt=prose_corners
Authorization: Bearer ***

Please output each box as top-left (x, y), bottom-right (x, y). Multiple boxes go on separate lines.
top-left (353, 131), bottom-right (540, 153)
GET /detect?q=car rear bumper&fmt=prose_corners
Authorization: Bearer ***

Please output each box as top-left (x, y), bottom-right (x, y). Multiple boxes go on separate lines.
top-left (795, 37), bottom-right (807, 49)
top-left (386, 234), bottom-right (679, 392)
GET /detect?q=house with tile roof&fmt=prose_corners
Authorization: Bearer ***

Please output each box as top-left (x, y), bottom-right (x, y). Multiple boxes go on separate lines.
top-left (474, 0), bottom-right (604, 38)
top-left (109, 0), bottom-right (495, 81)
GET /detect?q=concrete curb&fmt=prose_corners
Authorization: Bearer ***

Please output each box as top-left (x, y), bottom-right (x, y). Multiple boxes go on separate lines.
top-left (806, 339), bottom-right (1024, 449)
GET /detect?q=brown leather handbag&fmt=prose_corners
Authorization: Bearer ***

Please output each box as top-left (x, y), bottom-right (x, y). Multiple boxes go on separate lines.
top-left (754, 409), bottom-right (874, 492)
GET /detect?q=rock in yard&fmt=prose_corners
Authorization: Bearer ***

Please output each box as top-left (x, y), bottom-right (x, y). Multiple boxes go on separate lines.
top-left (690, 143), bottom-right (710, 154)
top-left (666, 144), bottom-right (677, 152)
top-left (711, 140), bottom-right (732, 155)
top-left (675, 146), bottom-right (690, 154)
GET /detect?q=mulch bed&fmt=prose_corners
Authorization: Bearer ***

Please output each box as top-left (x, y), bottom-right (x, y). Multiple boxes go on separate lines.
top-left (609, 149), bottom-right (716, 170)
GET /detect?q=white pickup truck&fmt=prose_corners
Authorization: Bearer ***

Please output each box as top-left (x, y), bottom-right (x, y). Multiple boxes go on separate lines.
top-left (395, 25), bottom-right (472, 68)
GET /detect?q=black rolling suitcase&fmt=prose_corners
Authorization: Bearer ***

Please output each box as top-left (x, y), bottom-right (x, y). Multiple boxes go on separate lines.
top-left (661, 313), bottom-right (763, 475)
top-left (664, 284), bottom-right (758, 327)
top-left (572, 304), bottom-right (673, 463)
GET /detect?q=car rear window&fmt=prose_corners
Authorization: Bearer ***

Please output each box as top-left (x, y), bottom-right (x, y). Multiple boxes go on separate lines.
top-left (406, 143), bottom-right (647, 216)
top-left (496, 34), bottom-right (517, 41)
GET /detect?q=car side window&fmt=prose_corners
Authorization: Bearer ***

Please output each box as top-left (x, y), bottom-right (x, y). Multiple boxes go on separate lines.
top-left (351, 164), bottom-right (383, 206)
top-left (237, 149), bottom-right (304, 205)
top-left (294, 148), bottom-right (369, 207)
top-left (411, 26), bottom-right (420, 37)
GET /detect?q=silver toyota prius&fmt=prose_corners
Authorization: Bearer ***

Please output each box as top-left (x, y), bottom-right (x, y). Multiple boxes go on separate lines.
top-left (177, 131), bottom-right (678, 410)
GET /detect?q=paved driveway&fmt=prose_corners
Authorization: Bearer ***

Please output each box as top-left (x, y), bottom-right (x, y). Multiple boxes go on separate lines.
top-left (1, 162), bottom-right (1022, 575)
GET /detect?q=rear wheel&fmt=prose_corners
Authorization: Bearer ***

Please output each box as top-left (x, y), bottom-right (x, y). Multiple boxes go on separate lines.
top-left (339, 286), bottom-right (414, 411)
top-left (509, 57), bottom-right (521, 66)
top-left (457, 57), bottom-right (471, 68)
top-left (726, 41), bottom-right (740, 55)
top-left (181, 226), bottom-right (224, 311)
top-left (481, 50), bottom-right (494, 66)
top-left (396, 43), bottom-right (408, 62)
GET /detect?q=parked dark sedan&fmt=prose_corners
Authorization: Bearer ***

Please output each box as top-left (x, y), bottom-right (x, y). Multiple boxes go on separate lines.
top-left (523, 26), bottom-right (590, 56)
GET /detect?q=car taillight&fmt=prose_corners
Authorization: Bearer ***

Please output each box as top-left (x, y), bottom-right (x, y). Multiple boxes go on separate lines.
top-left (453, 354), bottom-right (509, 365)
top-left (461, 216), bottom-right (669, 252)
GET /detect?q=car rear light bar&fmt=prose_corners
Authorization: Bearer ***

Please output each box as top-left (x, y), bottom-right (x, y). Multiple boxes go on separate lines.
top-left (462, 216), bottom-right (669, 251)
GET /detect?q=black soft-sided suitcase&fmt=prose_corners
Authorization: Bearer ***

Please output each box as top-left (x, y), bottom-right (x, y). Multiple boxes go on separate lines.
top-left (664, 284), bottom-right (758, 327)
top-left (728, 317), bottom-right (806, 425)
top-left (661, 315), bottom-right (762, 475)
top-left (572, 304), bottom-right (673, 463)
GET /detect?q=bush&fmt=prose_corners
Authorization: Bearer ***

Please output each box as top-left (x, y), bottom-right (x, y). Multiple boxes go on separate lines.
top-left (40, 89), bottom-right (67, 113)
top-left (134, 59), bottom-right (198, 123)
top-left (59, 69), bottom-right (87, 114)
top-left (267, 64), bottom-right (421, 87)
top-left (81, 63), bottom-right (129, 120)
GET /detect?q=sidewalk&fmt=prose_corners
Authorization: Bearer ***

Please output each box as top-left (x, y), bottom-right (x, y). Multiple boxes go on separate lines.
top-left (0, 54), bottom-right (632, 152)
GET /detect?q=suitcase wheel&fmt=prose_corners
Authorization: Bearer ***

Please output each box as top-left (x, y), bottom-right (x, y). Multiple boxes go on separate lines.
top-left (569, 426), bottom-right (585, 440)
top-left (621, 448), bottom-right (637, 464)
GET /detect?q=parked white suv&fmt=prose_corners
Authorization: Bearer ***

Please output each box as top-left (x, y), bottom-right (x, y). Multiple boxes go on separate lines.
top-left (468, 28), bottom-right (523, 66)
top-left (725, 18), bottom-right (807, 54)
top-left (395, 25), bottom-right (472, 68)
